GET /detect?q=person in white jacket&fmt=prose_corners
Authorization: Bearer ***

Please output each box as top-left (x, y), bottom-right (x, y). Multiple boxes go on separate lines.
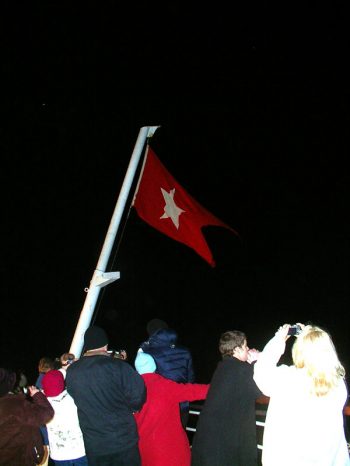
top-left (42, 370), bottom-right (87, 466)
top-left (254, 323), bottom-right (349, 466)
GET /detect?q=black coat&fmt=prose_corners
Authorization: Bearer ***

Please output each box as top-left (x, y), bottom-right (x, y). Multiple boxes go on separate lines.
top-left (66, 354), bottom-right (146, 457)
top-left (191, 356), bottom-right (262, 466)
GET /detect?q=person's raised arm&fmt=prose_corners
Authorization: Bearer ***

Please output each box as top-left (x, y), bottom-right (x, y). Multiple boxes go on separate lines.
top-left (253, 324), bottom-right (291, 396)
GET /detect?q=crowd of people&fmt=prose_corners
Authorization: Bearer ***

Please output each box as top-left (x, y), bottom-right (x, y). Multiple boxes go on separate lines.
top-left (0, 320), bottom-right (349, 466)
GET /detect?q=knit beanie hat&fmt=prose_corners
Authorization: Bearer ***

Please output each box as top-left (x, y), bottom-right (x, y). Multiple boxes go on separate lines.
top-left (0, 368), bottom-right (16, 397)
top-left (146, 318), bottom-right (168, 337)
top-left (42, 370), bottom-right (65, 397)
top-left (135, 352), bottom-right (156, 375)
top-left (84, 326), bottom-right (109, 351)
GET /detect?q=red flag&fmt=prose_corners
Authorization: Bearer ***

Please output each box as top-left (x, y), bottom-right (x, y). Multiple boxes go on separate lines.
top-left (133, 146), bottom-right (238, 266)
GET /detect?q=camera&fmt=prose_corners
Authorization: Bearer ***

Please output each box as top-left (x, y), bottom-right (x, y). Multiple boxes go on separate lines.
top-left (288, 324), bottom-right (302, 336)
top-left (107, 349), bottom-right (122, 359)
top-left (107, 349), bottom-right (127, 360)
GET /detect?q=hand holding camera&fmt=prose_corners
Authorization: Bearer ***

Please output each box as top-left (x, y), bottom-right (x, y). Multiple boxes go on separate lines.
top-left (107, 349), bottom-right (128, 360)
top-left (287, 324), bottom-right (303, 336)
top-left (276, 323), bottom-right (304, 340)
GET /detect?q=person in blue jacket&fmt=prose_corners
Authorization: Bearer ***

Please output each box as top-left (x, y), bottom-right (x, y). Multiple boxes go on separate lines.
top-left (136, 318), bottom-right (195, 429)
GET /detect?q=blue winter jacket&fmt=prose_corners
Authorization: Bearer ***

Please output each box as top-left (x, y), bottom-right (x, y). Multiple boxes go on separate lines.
top-left (140, 328), bottom-right (194, 411)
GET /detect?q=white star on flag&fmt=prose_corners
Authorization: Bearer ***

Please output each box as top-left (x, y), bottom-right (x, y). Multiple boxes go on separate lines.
top-left (133, 147), bottom-right (238, 266)
top-left (160, 187), bottom-right (185, 229)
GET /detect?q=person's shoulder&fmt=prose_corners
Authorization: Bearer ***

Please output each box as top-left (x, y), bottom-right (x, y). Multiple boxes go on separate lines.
top-left (142, 372), bottom-right (162, 382)
top-left (232, 358), bottom-right (253, 371)
top-left (173, 344), bottom-right (192, 355)
top-left (105, 356), bottom-right (138, 376)
top-left (0, 392), bottom-right (24, 403)
top-left (219, 357), bottom-right (249, 373)
top-left (65, 356), bottom-right (91, 378)
top-left (66, 357), bottom-right (82, 370)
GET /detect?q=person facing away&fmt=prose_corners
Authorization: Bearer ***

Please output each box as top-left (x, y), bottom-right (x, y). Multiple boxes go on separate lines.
top-left (66, 325), bottom-right (146, 466)
top-left (253, 323), bottom-right (350, 466)
top-left (136, 318), bottom-right (195, 428)
top-left (133, 352), bottom-right (209, 466)
top-left (42, 370), bottom-right (87, 466)
top-left (36, 357), bottom-right (56, 388)
top-left (190, 330), bottom-right (262, 466)
top-left (35, 356), bottom-right (56, 466)
top-left (0, 367), bottom-right (54, 466)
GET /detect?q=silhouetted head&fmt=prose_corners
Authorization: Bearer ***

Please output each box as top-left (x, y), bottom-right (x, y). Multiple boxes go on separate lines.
top-left (84, 326), bottom-right (109, 351)
top-left (0, 368), bottom-right (16, 397)
top-left (146, 318), bottom-right (168, 337)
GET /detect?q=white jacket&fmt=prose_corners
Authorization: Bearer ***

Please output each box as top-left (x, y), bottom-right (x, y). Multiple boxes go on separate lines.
top-left (254, 335), bottom-right (350, 466)
top-left (46, 390), bottom-right (86, 461)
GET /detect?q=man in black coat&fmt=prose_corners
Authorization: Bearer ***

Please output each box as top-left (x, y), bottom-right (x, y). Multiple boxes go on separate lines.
top-left (66, 326), bottom-right (146, 466)
top-left (191, 330), bottom-right (262, 466)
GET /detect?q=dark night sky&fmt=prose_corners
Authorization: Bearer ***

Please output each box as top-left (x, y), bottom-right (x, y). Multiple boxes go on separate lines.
top-left (1, 3), bottom-right (349, 383)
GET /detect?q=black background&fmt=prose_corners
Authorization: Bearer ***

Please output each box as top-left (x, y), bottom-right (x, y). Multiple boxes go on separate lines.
top-left (1, 2), bottom-right (349, 384)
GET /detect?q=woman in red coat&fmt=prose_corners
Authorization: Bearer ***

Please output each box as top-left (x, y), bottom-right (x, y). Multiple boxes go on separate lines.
top-left (134, 352), bottom-right (209, 466)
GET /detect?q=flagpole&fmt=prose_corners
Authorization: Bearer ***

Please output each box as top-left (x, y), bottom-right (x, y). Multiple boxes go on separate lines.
top-left (69, 125), bottom-right (160, 357)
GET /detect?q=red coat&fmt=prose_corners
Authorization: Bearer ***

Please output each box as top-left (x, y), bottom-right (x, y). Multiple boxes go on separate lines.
top-left (134, 373), bottom-right (209, 466)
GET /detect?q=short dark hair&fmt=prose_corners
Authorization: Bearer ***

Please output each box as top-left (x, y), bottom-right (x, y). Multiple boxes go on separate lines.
top-left (219, 330), bottom-right (246, 358)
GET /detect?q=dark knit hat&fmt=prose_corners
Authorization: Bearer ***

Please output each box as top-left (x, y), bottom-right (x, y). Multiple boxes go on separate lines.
top-left (146, 318), bottom-right (168, 337)
top-left (84, 326), bottom-right (109, 351)
top-left (0, 368), bottom-right (16, 397)
top-left (42, 370), bottom-right (65, 397)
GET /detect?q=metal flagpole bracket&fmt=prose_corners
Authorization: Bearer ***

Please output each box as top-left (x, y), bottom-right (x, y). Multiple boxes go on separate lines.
top-left (92, 271), bottom-right (120, 288)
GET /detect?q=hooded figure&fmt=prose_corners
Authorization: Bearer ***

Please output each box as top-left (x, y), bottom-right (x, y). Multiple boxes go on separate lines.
top-left (0, 368), bottom-right (16, 397)
top-left (140, 328), bottom-right (194, 384)
top-left (136, 326), bottom-right (195, 429)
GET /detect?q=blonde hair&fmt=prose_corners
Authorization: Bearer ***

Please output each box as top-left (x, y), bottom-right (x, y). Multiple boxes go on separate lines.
top-left (292, 325), bottom-right (345, 397)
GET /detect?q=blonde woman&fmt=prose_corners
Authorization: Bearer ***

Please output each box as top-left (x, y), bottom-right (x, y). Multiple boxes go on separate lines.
top-left (254, 324), bottom-right (349, 466)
